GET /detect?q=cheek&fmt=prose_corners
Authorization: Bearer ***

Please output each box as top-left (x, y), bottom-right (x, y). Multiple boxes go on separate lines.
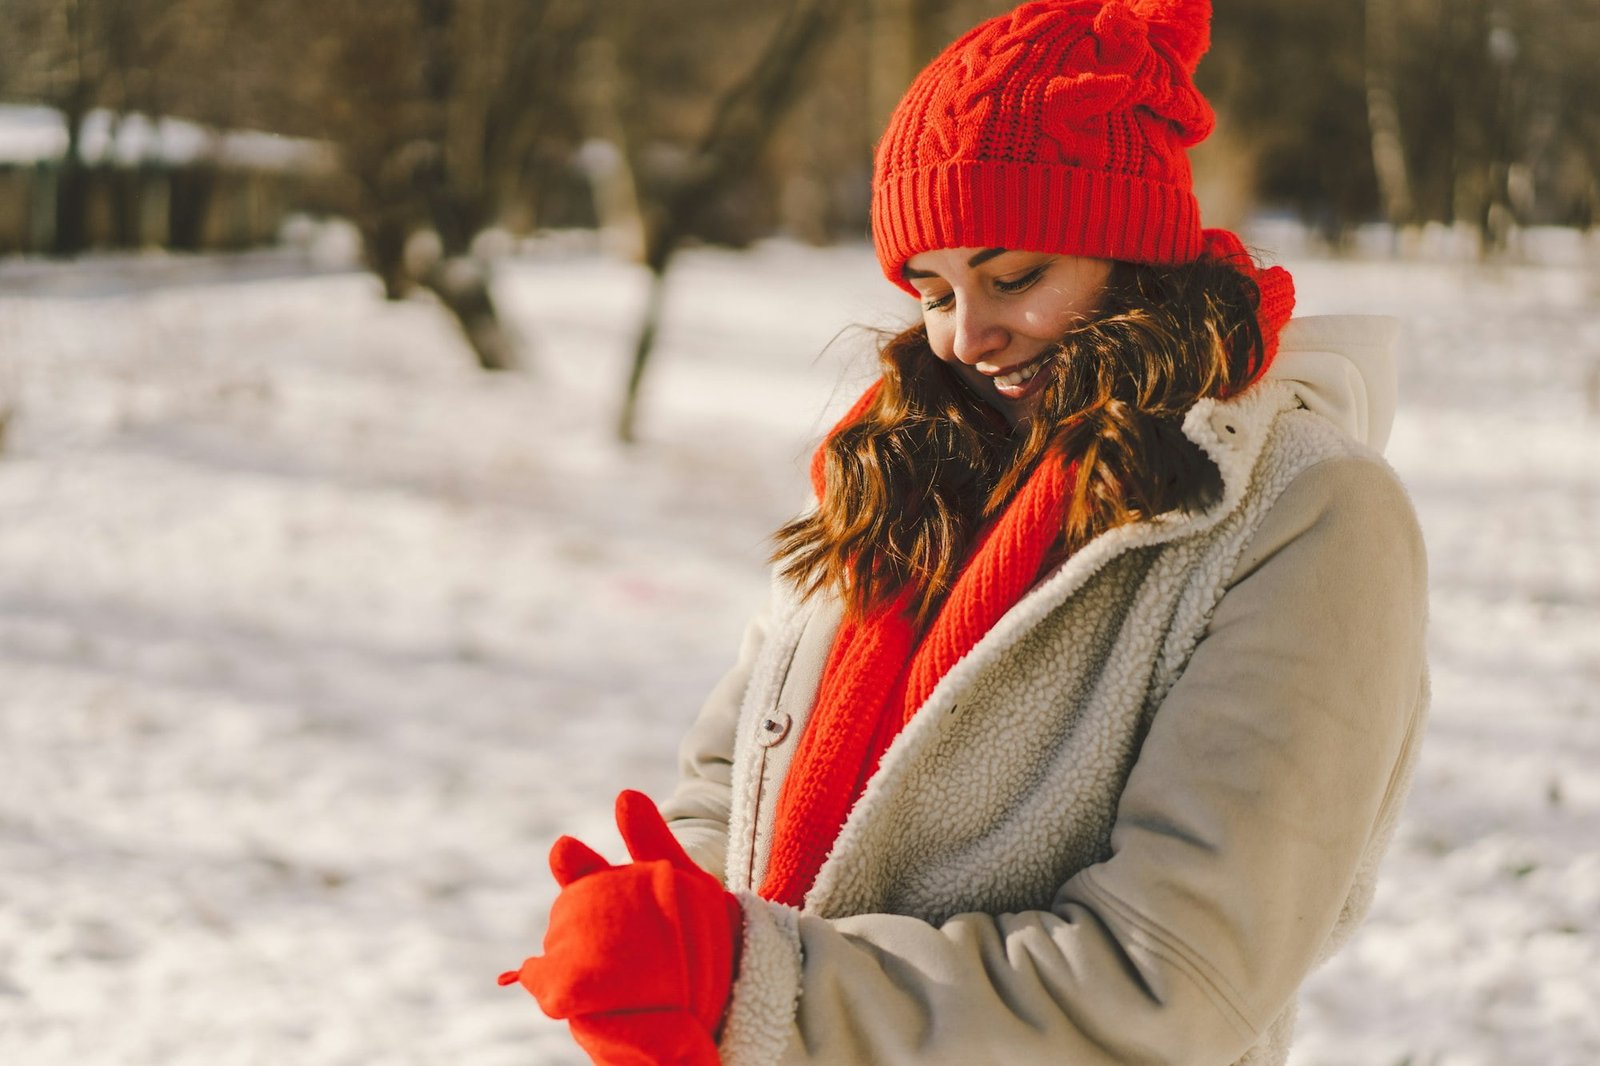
top-left (1021, 290), bottom-right (1096, 336)
top-left (921, 317), bottom-right (957, 362)
top-left (1025, 261), bottom-right (1112, 333)
top-left (1018, 307), bottom-right (1063, 336)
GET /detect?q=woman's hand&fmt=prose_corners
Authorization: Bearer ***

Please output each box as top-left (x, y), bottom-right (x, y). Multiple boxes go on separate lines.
top-left (499, 790), bottom-right (743, 1066)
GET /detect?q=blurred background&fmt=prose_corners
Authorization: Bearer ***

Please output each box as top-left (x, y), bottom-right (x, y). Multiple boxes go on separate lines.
top-left (1, 2), bottom-right (1597, 1065)
top-left (2, 0), bottom-right (1598, 386)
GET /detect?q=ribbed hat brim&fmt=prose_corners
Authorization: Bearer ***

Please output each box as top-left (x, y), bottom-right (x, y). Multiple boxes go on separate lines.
top-left (873, 161), bottom-right (1203, 292)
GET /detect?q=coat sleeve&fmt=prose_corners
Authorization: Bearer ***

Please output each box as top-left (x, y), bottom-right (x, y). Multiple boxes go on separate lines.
top-left (718, 455), bottom-right (1430, 1066)
top-left (658, 602), bottom-right (769, 884)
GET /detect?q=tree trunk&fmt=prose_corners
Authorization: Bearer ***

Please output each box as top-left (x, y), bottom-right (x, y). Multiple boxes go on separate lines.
top-left (616, 0), bottom-right (851, 442)
top-left (1364, 0), bottom-right (1413, 235)
top-left (1479, 5), bottom-right (1519, 258)
top-left (52, 0), bottom-right (95, 257)
top-left (425, 257), bottom-right (517, 371)
top-left (616, 267), bottom-right (668, 443)
top-left (53, 91), bottom-right (93, 256)
top-left (576, 35), bottom-right (647, 261)
top-left (412, 0), bottom-right (519, 370)
top-left (361, 212), bottom-right (412, 301)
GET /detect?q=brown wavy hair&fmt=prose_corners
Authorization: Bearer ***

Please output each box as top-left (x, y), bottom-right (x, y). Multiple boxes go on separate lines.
top-left (771, 256), bottom-right (1267, 627)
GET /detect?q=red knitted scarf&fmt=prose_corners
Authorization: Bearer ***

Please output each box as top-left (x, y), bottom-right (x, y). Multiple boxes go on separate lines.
top-left (757, 388), bottom-right (1073, 907)
top-left (757, 231), bottom-right (1293, 909)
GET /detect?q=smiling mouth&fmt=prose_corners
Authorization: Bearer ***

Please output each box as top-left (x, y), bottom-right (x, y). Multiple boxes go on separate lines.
top-left (995, 358), bottom-right (1046, 388)
top-left (990, 351), bottom-right (1052, 395)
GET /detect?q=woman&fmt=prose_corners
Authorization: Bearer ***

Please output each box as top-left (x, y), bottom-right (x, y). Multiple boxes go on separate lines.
top-left (500, 2), bottom-right (1429, 1064)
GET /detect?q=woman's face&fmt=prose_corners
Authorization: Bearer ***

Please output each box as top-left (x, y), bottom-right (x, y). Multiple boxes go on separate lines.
top-left (903, 247), bottom-right (1113, 427)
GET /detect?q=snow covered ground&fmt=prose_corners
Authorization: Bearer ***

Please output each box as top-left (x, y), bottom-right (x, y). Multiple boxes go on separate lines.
top-left (0, 233), bottom-right (1596, 1065)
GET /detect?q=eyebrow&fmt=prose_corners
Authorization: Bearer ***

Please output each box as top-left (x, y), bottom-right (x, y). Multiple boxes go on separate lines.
top-left (902, 247), bottom-right (1009, 280)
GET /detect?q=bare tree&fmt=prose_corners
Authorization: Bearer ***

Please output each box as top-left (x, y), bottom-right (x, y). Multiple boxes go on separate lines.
top-left (605, 0), bottom-right (853, 442)
top-left (265, 0), bottom-right (592, 370)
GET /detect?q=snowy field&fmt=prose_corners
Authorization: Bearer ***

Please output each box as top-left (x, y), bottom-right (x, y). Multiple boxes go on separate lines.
top-left (0, 232), bottom-right (1596, 1065)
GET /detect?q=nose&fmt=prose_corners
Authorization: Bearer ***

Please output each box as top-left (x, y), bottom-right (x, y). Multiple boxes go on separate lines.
top-left (950, 298), bottom-right (1007, 365)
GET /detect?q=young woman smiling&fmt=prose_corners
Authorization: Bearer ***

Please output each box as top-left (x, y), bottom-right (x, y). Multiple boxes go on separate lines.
top-left (902, 248), bottom-right (1113, 419)
top-left (500, 3), bottom-right (1429, 1065)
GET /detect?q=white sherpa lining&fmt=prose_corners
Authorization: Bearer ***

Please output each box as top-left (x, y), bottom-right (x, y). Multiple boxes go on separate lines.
top-left (719, 892), bottom-right (803, 1066)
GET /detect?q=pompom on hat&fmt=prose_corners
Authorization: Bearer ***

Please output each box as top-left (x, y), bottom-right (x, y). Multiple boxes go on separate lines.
top-left (872, 0), bottom-right (1220, 292)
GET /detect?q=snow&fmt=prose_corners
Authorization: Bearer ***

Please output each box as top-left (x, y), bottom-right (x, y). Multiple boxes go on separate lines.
top-left (1, 233), bottom-right (1597, 1065)
top-left (0, 104), bottom-right (333, 171)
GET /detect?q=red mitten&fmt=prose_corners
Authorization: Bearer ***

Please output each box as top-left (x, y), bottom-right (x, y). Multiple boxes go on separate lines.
top-left (569, 1011), bottom-right (721, 1066)
top-left (499, 790), bottom-right (743, 1066)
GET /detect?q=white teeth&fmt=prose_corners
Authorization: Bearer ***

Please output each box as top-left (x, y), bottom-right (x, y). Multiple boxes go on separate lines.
top-left (996, 358), bottom-right (1045, 388)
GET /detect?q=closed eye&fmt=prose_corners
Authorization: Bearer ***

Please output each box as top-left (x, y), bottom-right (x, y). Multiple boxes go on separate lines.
top-left (994, 266), bottom-right (1047, 294)
top-left (918, 263), bottom-right (1046, 311)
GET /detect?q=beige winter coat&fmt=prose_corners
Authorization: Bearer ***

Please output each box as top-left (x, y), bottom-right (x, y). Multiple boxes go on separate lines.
top-left (661, 315), bottom-right (1430, 1066)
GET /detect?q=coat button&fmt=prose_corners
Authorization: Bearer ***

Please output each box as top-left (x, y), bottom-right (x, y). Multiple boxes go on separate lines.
top-left (757, 713), bottom-right (792, 747)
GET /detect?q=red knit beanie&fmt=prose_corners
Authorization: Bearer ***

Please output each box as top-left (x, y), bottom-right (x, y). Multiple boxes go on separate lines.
top-left (873, 0), bottom-right (1216, 293)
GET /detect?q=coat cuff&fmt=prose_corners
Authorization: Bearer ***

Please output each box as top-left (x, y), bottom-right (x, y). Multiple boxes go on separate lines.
top-left (720, 891), bottom-right (802, 1066)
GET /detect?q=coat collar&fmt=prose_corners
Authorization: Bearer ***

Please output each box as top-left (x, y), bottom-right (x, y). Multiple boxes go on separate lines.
top-left (1267, 315), bottom-right (1400, 452)
top-left (798, 378), bottom-right (1304, 912)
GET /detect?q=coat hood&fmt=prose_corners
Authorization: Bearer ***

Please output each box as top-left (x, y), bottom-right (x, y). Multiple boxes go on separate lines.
top-left (1265, 315), bottom-right (1400, 452)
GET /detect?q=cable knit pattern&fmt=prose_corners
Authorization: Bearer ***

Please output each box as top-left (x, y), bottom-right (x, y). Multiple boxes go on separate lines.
top-left (873, 0), bottom-right (1217, 290)
top-left (703, 381), bottom-right (1429, 1066)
